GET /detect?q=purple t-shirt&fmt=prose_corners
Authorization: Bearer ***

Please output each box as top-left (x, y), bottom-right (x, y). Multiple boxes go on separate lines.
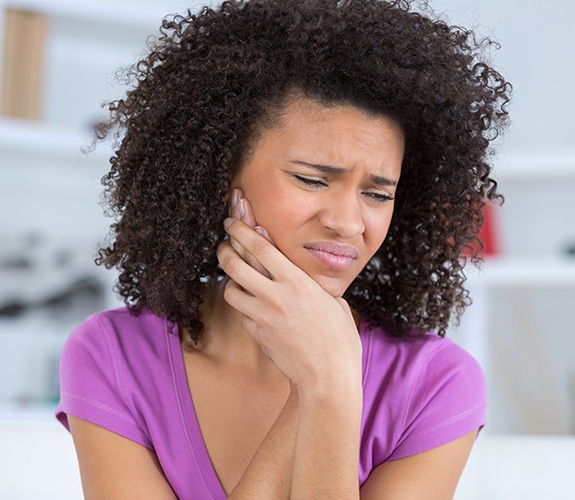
top-left (56, 307), bottom-right (485, 498)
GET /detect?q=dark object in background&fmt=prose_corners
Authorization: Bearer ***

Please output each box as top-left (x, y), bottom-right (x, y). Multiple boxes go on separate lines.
top-left (0, 232), bottom-right (107, 320)
top-left (0, 277), bottom-right (104, 317)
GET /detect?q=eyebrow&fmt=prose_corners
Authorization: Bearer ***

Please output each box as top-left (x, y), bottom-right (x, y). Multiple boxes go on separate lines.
top-left (291, 160), bottom-right (398, 187)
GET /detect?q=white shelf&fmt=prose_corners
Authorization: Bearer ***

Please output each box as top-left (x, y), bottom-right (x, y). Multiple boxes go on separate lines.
top-left (468, 256), bottom-right (575, 288)
top-left (3, 117), bottom-right (574, 184)
top-left (0, 402), bottom-right (57, 423)
top-left (0, 118), bottom-right (112, 161)
top-left (496, 150), bottom-right (575, 181)
top-left (1, 0), bottom-right (184, 30)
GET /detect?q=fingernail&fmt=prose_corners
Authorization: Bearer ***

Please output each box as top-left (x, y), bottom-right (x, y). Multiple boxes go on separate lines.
top-left (223, 217), bottom-right (234, 229)
top-left (231, 188), bottom-right (239, 208)
top-left (238, 199), bottom-right (246, 219)
top-left (255, 225), bottom-right (270, 240)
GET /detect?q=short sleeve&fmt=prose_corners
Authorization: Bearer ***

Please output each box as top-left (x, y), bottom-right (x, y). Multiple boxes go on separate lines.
top-left (387, 340), bottom-right (486, 461)
top-left (55, 314), bottom-right (153, 450)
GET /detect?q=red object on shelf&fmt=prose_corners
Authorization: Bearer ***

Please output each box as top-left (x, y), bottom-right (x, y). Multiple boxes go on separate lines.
top-left (478, 201), bottom-right (498, 256)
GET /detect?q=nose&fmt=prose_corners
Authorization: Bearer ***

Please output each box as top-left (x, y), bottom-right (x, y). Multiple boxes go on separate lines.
top-left (318, 191), bottom-right (365, 238)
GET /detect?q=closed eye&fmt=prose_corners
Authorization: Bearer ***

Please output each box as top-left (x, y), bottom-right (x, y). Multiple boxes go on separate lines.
top-left (294, 174), bottom-right (394, 203)
top-left (293, 175), bottom-right (327, 188)
top-left (364, 192), bottom-right (395, 203)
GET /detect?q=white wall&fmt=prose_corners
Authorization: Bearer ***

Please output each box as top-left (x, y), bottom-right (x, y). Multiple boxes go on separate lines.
top-left (435, 0), bottom-right (575, 153)
top-left (0, 0), bottom-right (574, 497)
top-left (1, 0), bottom-right (574, 432)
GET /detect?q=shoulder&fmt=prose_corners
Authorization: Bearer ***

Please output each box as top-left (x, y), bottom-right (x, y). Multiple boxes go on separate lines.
top-left (69, 306), bottom-right (167, 338)
top-left (359, 321), bottom-right (486, 482)
top-left (59, 307), bottom-right (175, 400)
top-left (361, 321), bottom-right (484, 399)
top-left (56, 308), bottom-right (176, 448)
top-left (62, 307), bottom-right (170, 360)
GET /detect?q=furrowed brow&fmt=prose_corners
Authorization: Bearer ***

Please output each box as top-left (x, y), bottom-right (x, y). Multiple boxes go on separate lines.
top-left (291, 160), bottom-right (345, 175)
top-left (370, 174), bottom-right (397, 187)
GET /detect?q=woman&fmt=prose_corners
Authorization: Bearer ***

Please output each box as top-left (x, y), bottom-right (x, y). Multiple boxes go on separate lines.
top-left (56, 0), bottom-right (511, 498)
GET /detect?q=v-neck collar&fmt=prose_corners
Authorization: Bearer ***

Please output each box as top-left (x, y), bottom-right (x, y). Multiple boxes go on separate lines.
top-left (166, 321), bottom-right (227, 500)
top-left (164, 316), bottom-right (369, 499)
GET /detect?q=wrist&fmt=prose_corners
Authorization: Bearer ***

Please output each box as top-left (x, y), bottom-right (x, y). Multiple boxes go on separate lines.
top-left (295, 370), bottom-right (363, 412)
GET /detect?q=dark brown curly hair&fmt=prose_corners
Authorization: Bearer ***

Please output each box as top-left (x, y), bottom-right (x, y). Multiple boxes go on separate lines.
top-left (95, 0), bottom-right (511, 343)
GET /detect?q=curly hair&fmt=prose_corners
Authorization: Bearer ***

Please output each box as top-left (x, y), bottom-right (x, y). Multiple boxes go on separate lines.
top-left (95, 0), bottom-right (511, 343)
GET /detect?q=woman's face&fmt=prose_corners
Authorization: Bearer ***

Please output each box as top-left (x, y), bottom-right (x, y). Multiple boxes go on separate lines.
top-left (231, 97), bottom-right (404, 298)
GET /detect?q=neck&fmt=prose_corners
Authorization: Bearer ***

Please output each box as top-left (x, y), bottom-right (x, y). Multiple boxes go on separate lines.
top-left (188, 280), bottom-right (362, 375)
top-left (192, 279), bottom-right (281, 375)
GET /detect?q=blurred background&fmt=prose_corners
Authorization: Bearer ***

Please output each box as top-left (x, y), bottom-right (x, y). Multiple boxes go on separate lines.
top-left (0, 0), bottom-right (573, 498)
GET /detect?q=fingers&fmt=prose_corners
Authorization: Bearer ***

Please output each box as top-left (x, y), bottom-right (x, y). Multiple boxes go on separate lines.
top-left (228, 188), bottom-right (253, 255)
top-left (223, 279), bottom-right (262, 336)
top-left (255, 225), bottom-right (274, 244)
top-left (228, 189), bottom-right (273, 278)
top-left (222, 217), bottom-right (306, 284)
top-left (240, 199), bottom-right (276, 246)
top-left (217, 237), bottom-right (275, 296)
top-left (237, 190), bottom-right (257, 228)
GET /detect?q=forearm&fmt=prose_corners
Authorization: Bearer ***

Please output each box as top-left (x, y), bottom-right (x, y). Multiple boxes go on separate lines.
top-left (228, 386), bottom-right (298, 499)
top-left (290, 377), bottom-right (363, 500)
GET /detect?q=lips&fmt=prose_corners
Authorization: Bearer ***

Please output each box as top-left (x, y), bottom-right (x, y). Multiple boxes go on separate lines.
top-left (304, 241), bottom-right (359, 271)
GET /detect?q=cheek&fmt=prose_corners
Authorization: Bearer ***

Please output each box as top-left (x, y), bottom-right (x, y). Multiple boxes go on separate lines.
top-left (366, 209), bottom-right (394, 248)
top-left (247, 189), bottom-right (316, 256)
top-left (242, 181), bottom-right (296, 234)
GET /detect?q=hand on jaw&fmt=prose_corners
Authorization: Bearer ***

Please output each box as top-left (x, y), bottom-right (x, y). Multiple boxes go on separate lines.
top-left (219, 188), bottom-right (362, 395)
top-left (221, 188), bottom-right (363, 499)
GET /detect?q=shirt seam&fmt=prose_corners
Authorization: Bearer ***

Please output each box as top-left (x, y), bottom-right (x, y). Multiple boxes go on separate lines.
top-left (73, 313), bottom-right (150, 446)
top-left (401, 403), bottom-right (486, 443)
top-left (61, 391), bottom-right (137, 424)
top-left (165, 318), bottom-right (215, 500)
top-left (361, 319), bottom-right (372, 389)
top-left (94, 314), bottom-right (129, 409)
top-left (399, 339), bottom-right (441, 435)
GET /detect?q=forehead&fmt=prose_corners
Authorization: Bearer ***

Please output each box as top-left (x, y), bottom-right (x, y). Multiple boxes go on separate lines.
top-left (250, 97), bottom-right (405, 171)
top-left (273, 95), bottom-right (403, 133)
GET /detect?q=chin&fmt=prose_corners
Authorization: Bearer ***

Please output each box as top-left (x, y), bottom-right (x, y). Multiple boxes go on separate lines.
top-left (313, 276), bottom-right (351, 299)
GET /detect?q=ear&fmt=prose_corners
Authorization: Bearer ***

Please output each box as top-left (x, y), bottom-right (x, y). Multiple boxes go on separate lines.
top-left (222, 187), bottom-right (245, 217)
top-left (224, 166), bottom-right (243, 204)
top-left (223, 183), bottom-right (240, 205)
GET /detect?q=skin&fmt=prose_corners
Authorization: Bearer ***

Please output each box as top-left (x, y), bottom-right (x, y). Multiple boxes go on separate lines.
top-left (68, 97), bottom-right (478, 499)
top-left (231, 98), bottom-right (404, 299)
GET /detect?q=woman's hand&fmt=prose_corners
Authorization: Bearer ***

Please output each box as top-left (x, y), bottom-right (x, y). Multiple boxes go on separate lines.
top-left (217, 214), bottom-right (362, 393)
top-left (228, 188), bottom-right (274, 278)
top-left (220, 192), bottom-right (363, 499)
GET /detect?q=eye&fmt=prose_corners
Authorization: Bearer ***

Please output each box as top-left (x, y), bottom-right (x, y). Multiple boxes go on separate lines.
top-left (364, 191), bottom-right (395, 204)
top-left (293, 175), bottom-right (327, 188)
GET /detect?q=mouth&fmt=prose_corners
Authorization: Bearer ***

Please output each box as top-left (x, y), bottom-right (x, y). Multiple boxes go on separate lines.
top-left (304, 242), bottom-right (359, 271)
